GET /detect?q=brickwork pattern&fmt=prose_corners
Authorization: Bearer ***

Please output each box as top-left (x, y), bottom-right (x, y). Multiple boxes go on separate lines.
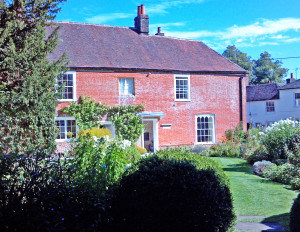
top-left (56, 71), bottom-right (246, 148)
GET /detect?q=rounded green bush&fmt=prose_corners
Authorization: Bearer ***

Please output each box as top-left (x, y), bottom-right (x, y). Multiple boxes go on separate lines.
top-left (107, 156), bottom-right (235, 232)
top-left (290, 193), bottom-right (300, 232)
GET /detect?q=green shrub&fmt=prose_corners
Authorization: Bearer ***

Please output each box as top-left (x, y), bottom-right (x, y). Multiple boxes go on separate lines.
top-left (262, 163), bottom-right (298, 185)
top-left (225, 122), bottom-right (247, 143)
top-left (290, 194), bottom-right (300, 232)
top-left (206, 141), bottom-right (242, 158)
top-left (156, 147), bottom-right (229, 185)
top-left (0, 155), bottom-right (102, 232)
top-left (246, 145), bottom-right (269, 164)
top-left (288, 134), bottom-right (300, 168)
top-left (106, 156), bottom-right (235, 232)
top-left (191, 145), bottom-right (207, 154)
top-left (68, 134), bottom-right (140, 194)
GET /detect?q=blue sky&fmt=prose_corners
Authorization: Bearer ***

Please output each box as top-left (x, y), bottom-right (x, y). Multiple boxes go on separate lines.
top-left (55, 0), bottom-right (300, 78)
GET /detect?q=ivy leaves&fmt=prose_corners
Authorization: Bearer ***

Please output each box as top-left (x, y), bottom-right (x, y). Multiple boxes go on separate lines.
top-left (62, 96), bottom-right (145, 143)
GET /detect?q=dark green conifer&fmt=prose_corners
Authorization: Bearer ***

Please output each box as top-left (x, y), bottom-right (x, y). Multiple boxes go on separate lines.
top-left (0, 0), bottom-right (67, 156)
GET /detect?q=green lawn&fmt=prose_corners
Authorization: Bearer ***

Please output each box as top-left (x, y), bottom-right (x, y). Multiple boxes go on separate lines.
top-left (211, 157), bottom-right (299, 231)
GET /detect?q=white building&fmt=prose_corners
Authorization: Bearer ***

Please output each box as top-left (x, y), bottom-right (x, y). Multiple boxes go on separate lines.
top-left (247, 76), bottom-right (300, 128)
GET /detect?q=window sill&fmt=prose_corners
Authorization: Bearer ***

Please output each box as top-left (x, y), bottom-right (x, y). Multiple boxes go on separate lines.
top-left (175, 99), bottom-right (191, 102)
top-left (57, 99), bottom-right (76, 103)
top-left (196, 142), bottom-right (215, 145)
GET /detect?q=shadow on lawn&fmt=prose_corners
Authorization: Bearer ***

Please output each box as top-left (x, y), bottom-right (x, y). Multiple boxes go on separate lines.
top-left (262, 213), bottom-right (290, 231)
top-left (222, 163), bottom-right (252, 174)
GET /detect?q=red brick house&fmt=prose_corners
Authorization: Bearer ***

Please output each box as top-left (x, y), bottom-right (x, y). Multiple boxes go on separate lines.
top-left (50, 5), bottom-right (247, 152)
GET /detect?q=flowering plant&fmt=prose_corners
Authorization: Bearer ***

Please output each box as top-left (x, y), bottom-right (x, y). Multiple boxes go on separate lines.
top-left (261, 118), bottom-right (300, 161)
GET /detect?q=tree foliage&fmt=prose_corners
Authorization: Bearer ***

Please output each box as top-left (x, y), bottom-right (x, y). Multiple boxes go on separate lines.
top-left (223, 45), bottom-right (254, 79)
top-left (0, 0), bottom-right (67, 156)
top-left (253, 51), bottom-right (288, 85)
top-left (62, 96), bottom-right (108, 130)
top-left (223, 45), bottom-right (288, 85)
top-left (62, 96), bottom-right (145, 143)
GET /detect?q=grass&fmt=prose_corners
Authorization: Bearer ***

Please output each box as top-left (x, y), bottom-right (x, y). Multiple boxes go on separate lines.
top-left (211, 157), bottom-right (299, 231)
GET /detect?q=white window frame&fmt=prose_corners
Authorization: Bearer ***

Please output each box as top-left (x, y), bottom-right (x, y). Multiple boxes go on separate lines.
top-left (174, 74), bottom-right (191, 101)
top-left (195, 114), bottom-right (216, 144)
top-left (57, 71), bottom-right (77, 102)
top-left (55, 117), bottom-right (78, 142)
top-left (295, 93), bottom-right (300, 106)
top-left (266, 101), bottom-right (275, 113)
top-left (119, 78), bottom-right (135, 95)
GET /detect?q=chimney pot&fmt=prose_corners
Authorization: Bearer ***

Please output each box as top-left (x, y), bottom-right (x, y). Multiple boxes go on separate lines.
top-left (291, 73), bottom-right (294, 79)
top-left (155, 27), bottom-right (165, 36)
top-left (134, 4), bottom-right (149, 35)
top-left (141, 4), bottom-right (145, 15)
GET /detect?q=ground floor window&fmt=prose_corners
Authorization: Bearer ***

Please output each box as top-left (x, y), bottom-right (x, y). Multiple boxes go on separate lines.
top-left (55, 117), bottom-right (77, 141)
top-left (196, 114), bottom-right (215, 143)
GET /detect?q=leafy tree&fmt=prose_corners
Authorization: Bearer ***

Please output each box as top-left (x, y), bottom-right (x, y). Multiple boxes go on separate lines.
top-left (222, 45), bottom-right (254, 80)
top-left (0, 0), bottom-right (67, 156)
top-left (62, 96), bottom-right (108, 130)
top-left (253, 51), bottom-right (288, 85)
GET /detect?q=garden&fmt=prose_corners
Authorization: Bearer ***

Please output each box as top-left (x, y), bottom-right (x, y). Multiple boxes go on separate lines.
top-left (1, 1), bottom-right (299, 231)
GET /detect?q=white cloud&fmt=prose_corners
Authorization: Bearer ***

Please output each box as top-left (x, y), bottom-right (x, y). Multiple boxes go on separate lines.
top-left (270, 34), bottom-right (289, 39)
top-left (258, 42), bottom-right (280, 46)
top-left (221, 18), bottom-right (300, 39)
top-left (86, 13), bottom-right (133, 24)
top-left (162, 18), bottom-right (300, 48)
top-left (282, 37), bottom-right (300, 43)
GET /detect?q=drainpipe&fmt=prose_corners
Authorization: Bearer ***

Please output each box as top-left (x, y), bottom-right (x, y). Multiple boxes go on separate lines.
top-left (239, 75), bottom-right (247, 126)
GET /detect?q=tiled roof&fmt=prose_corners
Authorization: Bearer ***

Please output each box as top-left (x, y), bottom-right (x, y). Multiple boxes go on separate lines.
top-left (47, 21), bottom-right (246, 73)
top-left (246, 83), bottom-right (285, 102)
top-left (278, 79), bottom-right (300, 90)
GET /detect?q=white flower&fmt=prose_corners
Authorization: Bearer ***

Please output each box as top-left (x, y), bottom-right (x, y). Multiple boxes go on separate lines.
top-left (120, 139), bottom-right (131, 149)
top-left (92, 136), bottom-right (98, 142)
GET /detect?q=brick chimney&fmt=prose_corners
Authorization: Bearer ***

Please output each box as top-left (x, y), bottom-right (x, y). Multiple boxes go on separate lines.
top-left (155, 27), bottom-right (165, 36)
top-left (134, 4), bottom-right (149, 35)
top-left (286, 73), bottom-right (296, 84)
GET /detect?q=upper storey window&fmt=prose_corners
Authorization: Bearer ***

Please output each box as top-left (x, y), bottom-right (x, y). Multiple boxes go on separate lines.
top-left (175, 75), bottom-right (190, 101)
top-left (119, 78), bottom-right (134, 95)
top-left (295, 93), bottom-right (300, 106)
top-left (57, 72), bottom-right (76, 101)
top-left (266, 101), bottom-right (275, 112)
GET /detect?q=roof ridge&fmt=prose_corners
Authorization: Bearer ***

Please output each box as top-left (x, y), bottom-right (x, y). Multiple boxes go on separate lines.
top-left (52, 20), bottom-right (131, 30)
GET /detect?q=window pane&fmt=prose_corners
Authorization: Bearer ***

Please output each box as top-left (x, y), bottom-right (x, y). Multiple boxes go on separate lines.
top-left (119, 78), bottom-right (134, 95)
top-left (56, 119), bottom-right (76, 139)
top-left (57, 73), bottom-right (74, 100)
top-left (196, 115), bottom-right (214, 143)
top-left (175, 77), bottom-right (189, 100)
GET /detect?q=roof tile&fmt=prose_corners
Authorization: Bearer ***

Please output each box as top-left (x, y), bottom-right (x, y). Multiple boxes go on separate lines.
top-left (47, 21), bottom-right (246, 73)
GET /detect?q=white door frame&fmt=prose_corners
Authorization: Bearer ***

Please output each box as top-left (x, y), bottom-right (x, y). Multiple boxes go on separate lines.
top-left (142, 118), bottom-right (159, 152)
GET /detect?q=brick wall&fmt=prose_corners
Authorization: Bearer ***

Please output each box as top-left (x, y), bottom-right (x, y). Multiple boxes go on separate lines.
top-left (56, 70), bottom-right (246, 148)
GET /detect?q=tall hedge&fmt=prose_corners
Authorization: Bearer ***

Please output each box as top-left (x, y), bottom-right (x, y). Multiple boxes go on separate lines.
top-left (290, 194), bottom-right (300, 232)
